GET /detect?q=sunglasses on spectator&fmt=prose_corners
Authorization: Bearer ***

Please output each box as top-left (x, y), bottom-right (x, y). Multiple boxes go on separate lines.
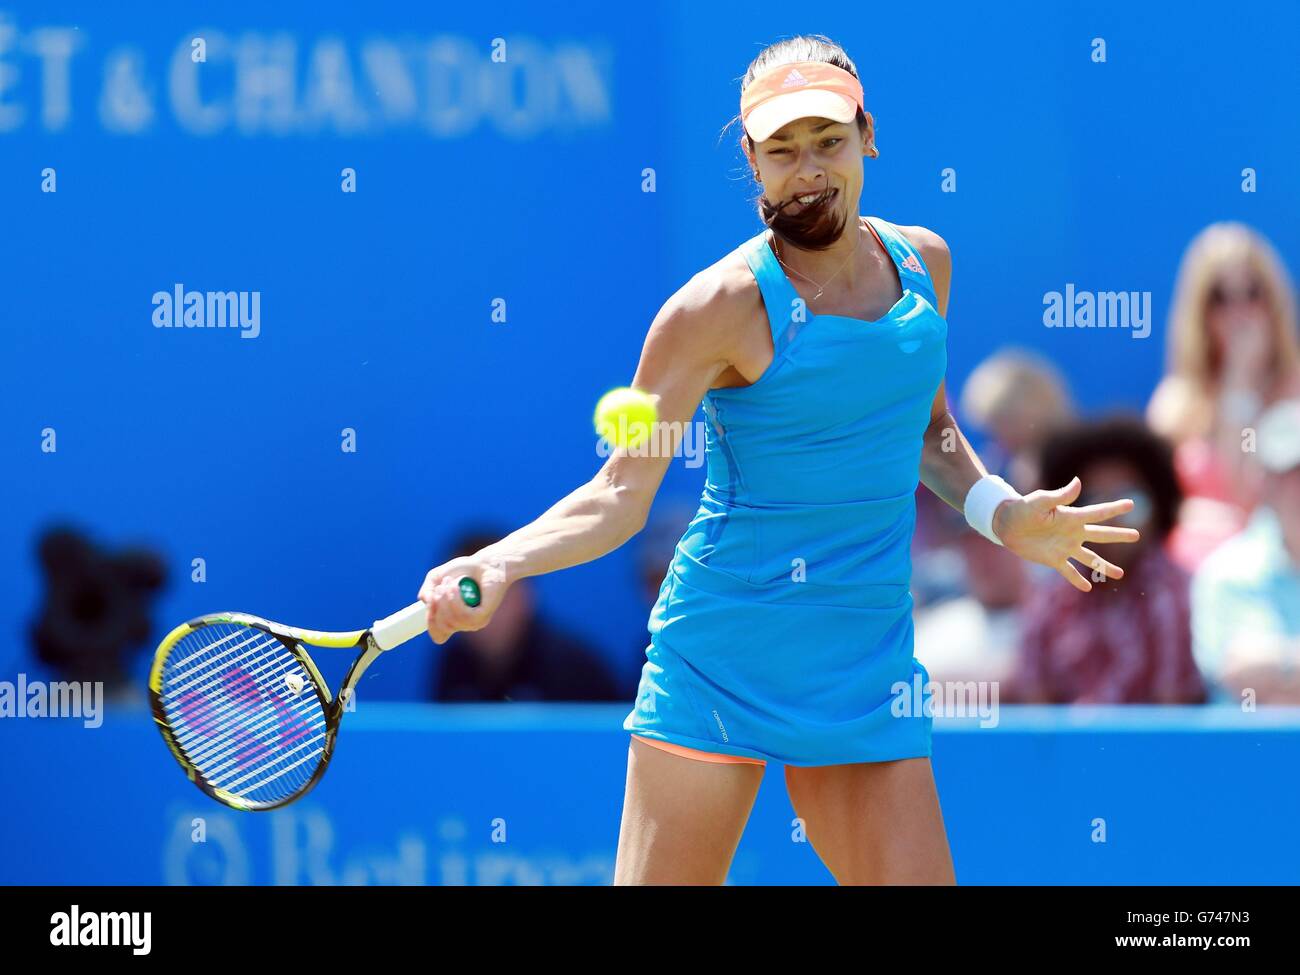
top-left (1208, 281), bottom-right (1265, 307)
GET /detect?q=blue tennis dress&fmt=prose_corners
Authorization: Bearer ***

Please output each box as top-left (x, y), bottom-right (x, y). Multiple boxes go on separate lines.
top-left (623, 216), bottom-right (946, 765)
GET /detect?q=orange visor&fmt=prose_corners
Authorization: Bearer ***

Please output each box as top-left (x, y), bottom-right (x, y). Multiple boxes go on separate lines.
top-left (740, 61), bottom-right (865, 143)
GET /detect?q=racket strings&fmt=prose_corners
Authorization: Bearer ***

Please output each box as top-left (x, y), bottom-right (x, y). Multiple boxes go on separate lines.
top-left (174, 669), bottom-right (323, 790)
top-left (172, 638), bottom-right (325, 798)
top-left (159, 624), bottom-right (329, 806)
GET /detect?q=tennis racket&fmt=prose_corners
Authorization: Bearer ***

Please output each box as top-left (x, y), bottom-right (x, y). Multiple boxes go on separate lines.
top-left (148, 579), bottom-right (481, 811)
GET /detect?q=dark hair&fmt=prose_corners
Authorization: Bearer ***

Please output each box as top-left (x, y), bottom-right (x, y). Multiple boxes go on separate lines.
top-left (1036, 416), bottom-right (1183, 539)
top-left (730, 35), bottom-right (872, 250)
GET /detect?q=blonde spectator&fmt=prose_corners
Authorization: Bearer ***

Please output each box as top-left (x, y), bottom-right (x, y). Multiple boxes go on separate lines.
top-left (960, 349), bottom-right (1076, 492)
top-left (912, 350), bottom-right (1074, 606)
top-left (1192, 400), bottom-right (1300, 704)
top-left (1148, 223), bottom-right (1300, 568)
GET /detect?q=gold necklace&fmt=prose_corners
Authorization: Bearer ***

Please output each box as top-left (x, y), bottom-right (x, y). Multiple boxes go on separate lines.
top-left (770, 219), bottom-right (863, 301)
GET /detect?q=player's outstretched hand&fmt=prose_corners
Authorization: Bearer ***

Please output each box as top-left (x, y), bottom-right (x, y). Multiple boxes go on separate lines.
top-left (418, 554), bottom-right (509, 644)
top-left (992, 476), bottom-right (1141, 593)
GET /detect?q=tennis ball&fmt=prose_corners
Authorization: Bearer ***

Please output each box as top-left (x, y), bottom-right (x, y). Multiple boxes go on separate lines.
top-left (594, 387), bottom-right (657, 450)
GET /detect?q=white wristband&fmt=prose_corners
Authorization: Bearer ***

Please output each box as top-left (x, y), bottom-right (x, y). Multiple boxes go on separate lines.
top-left (964, 474), bottom-right (1021, 546)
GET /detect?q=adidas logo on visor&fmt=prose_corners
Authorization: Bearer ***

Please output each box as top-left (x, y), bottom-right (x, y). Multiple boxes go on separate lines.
top-left (781, 68), bottom-right (809, 88)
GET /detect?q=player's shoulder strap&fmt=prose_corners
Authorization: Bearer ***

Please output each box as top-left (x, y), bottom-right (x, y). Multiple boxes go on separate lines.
top-left (739, 230), bottom-right (804, 354)
top-left (863, 216), bottom-right (939, 311)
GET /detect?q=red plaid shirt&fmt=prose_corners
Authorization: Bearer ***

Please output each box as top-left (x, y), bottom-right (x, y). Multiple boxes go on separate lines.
top-left (1010, 547), bottom-right (1206, 704)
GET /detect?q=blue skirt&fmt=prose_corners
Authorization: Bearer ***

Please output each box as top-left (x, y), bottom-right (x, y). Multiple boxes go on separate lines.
top-left (622, 552), bottom-right (933, 766)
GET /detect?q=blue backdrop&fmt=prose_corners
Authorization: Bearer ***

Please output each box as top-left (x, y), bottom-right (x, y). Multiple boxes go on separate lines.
top-left (4, 0), bottom-right (1299, 690)
top-left (2, 0), bottom-right (1300, 883)
top-left (2, 1), bottom-right (1299, 884)
top-left (2, 705), bottom-right (1297, 885)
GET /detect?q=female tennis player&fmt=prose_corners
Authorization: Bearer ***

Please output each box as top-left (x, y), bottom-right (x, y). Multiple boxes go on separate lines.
top-left (418, 35), bottom-right (1139, 885)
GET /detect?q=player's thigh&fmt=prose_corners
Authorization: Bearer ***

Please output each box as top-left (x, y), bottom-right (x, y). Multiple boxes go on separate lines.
top-left (614, 737), bottom-right (766, 885)
top-left (784, 757), bottom-right (955, 885)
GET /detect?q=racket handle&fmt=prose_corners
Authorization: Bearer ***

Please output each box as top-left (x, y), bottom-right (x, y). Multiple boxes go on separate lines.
top-left (371, 577), bottom-right (482, 651)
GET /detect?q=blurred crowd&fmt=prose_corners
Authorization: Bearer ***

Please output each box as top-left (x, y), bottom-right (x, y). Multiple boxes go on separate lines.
top-left (431, 221), bottom-right (1300, 708)
top-left (915, 222), bottom-right (1300, 706)
top-left (27, 225), bottom-right (1295, 711)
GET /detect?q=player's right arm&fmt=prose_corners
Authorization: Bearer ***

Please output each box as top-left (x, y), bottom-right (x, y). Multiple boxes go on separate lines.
top-left (420, 264), bottom-right (755, 643)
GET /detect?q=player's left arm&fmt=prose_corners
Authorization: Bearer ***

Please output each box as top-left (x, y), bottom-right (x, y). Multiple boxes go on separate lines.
top-left (901, 225), bottom-right (985, 512)
top-left (902, 225), bottom-right (1141, 593)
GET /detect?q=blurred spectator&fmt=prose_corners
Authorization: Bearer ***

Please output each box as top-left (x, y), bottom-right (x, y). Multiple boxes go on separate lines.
top-left (959, 348), bottom-right (1077, 491)
top-left (1147, 223), bottom-right (1300, 569)
top-left (624, 503), bottom-right (695, 692)
top-left (634, 504), bottom-right (695, 605)
top-left (910, 488), bottom-right (969, 609)
top-left (1008, 418), bottom-right (1205, 704)
top-left (1192, 400), bottom-right (1300, 704)
top-left (913, 350), bottom-right (1075, 608)
top-left (31, 526), bottom-right (166, 703)
top-left (431, 529), bottom-right (621, 702)
top-left (914, 501), bottom-right (1027, 686)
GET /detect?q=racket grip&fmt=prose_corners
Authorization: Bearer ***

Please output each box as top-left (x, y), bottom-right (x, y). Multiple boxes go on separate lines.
top-left (371, 578), bottom-right (482, 651)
